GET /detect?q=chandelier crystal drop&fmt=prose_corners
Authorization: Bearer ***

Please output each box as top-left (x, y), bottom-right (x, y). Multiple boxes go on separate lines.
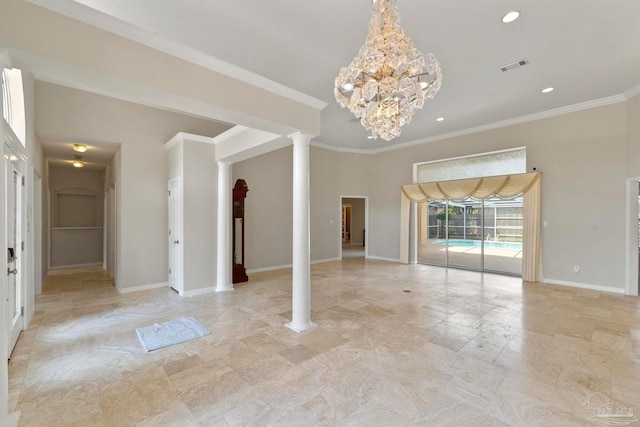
top-left (334, 0), bottom-right (442, 141)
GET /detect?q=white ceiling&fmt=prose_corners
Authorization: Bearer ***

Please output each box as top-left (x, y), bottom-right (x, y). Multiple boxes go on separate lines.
top-left (31, 0), bottom-right (640, 153)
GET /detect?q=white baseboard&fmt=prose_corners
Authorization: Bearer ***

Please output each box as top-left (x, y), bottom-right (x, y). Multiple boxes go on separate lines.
top-left (183, 286), bottom-right (217, 297)
top-left (541, 278), bottom-right (625, 294)
top-left (247, 263), bottom-right (292, 274)
top-left (50, 262), bottom-right (102, 270)
top-left (117, 281), bottom-right (168, 294)
top-left (367, 255), bottom-right (401, 263)
top-left (312, 257), bottom-right (341, 265)
top-left (247, 258), bottom-right (341, 274)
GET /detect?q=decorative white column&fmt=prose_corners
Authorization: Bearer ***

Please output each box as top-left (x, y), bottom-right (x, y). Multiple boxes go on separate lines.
top-left (286, 133), bottom-right (315, 332)
top-left (216, 160), bottom-right (233, 292)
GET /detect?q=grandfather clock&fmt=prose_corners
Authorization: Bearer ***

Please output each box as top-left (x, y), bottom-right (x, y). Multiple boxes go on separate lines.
top-left (232, 179), bottom-right (249, 283)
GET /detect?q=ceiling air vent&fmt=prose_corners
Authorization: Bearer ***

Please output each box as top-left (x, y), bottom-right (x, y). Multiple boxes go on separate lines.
top-left (500, 59), bottom-right (529, 72)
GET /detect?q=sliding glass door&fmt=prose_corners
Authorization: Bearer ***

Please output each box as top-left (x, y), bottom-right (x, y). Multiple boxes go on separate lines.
top-left (446, 199), bottom-right (482, 271)
top-left (418, 196), bottom-right (523, 276)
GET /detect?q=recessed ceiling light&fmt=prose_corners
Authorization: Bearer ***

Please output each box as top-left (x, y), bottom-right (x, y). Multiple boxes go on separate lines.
top-left (72, 144), bottom-right (88, 153)
top-left (436, 117), bottom-right (444, 122)
top-left (367, 135), bottom-right (374, 139)
top-left (502, 11), bottom-right (520, 23)
top-left (542, 87), bottom-right (554, 93)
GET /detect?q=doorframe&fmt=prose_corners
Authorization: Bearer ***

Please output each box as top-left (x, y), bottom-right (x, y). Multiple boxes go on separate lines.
top-left (4, 130), bottom-right (27, 355)
top-left (32, 171), bottom-right (42, 297)
top-left (625, 177), bottom-right (639, 296)
top-left (168, 177), bottom-right (183, 295)
top-left (338, 195), bottom-right (368, 259)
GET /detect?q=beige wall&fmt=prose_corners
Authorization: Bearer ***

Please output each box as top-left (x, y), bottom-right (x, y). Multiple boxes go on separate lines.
top-left (182, 140), bottom-right (217, 292)
top-left (627, 94), bottom-right (640, 178)
top-left (363, 102), bottom-right (628, 290)
top-left (231, 101), bottom-right (629, 291)
top-left (36, 82), bottom-right (229, 289)
top-left (233, 147), bottom-right (293, 270)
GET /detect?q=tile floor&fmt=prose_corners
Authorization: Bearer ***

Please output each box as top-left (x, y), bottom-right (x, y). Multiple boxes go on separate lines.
top-left (8, 260), bottom-right (640, 426)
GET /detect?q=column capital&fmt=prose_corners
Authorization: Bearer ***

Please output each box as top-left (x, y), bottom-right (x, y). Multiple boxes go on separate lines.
top-left (288, 132), bottom-right (313, 143)
top-left (217, 160), bottom-right (233, 168)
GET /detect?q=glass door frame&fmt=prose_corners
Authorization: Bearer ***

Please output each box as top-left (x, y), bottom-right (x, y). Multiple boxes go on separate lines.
top-left (418, 196), bottom-right (524, 277)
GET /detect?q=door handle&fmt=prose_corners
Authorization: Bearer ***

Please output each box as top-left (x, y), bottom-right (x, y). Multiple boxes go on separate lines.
top-left (7, 268), bottom-right (17, 275)
top-left (174, 240), bottom-right (179, 244)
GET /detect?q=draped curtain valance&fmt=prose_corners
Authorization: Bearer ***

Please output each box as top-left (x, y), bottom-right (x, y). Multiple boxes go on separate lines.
top-left (402, 172), bottom-right (541, 202)
top-left (399, 172), bottom-right (542, 282)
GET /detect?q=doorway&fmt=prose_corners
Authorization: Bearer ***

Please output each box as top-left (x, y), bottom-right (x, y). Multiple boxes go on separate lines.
top-left (340, 196), bottom-right (368, 259)
top-left (5, 143), bottom-right (25, 355)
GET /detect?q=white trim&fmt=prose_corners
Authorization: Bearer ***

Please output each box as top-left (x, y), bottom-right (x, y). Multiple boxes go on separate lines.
top-left (49, 262), bottom-right (102, 270)
top-left (312, 94), bottom-right (628, 155)
top-left (542, 279), bottom-right (625, 295)
top-left (247, 263), bottom-right (291, 274)
top-left (369, 95), bottom-right (626, 154)
top-left (339, 195), bottom-right (369, 260)
top-left (313, 257), bottom-right (341, 265)
top-left (310, 140), bottom-right (370, 155)
top-left (246, 258), bottom-right (341, 274)
top-left (367, 255), bottom-right (402, 263)
top-left (183, 287), bottom-right (217, 297)
top-left (213, 125), bottom-right (248, 144)
top-left (165, 132), bottom-right (217, 150)
top-left (117, 281), bottom-right (168, 294)
top-left (625, 82), bottom-right (640, 100)
top-left (24, 0), bottom-right (327, 111)
top-left (6, 412), bottom-right (20, 427)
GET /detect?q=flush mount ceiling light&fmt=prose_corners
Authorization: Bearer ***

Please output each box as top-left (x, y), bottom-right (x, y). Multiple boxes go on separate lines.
top-left (502, 11), bottom-right (520, 23)
top-left (334, 0), bottom-right (442, 141)
top-left (436, 117), bottom-right (444, 122)
top-left (72, 144), bottom-right (88, 153)
top-left (542, 87), bottom-right (554, 93)
top-left (72, 155), bottom-right (85, 168)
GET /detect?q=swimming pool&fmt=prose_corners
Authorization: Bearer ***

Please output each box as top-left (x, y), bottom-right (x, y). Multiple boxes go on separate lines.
top-left (433, 239), bottom-right (522, 250)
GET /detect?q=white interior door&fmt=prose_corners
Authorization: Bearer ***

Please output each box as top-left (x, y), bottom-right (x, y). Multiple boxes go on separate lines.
top-left (168, 178), bottom-right (182, 294)
top-left (6, 147), bottom-right (23, 355)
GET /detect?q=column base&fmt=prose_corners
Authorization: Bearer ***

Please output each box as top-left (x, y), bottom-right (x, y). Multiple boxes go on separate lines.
top-left (215, 285), bottom-right (234, 293)
top-left (285, 321), bottom-right (317, 333)
top-left (7, 412), bottom-right (20, 427)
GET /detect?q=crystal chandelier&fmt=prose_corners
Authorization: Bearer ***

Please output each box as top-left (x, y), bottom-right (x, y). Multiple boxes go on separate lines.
top-left (334, 0), bottom-right (442, 141)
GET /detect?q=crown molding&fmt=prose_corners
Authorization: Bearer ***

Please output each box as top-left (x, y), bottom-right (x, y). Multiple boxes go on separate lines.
top-left (624, 82), bottom-right (640, 100)
top-left (25, 0), bottom-right (327, 111)
top-left (312, 93), bottom-right (628, 155)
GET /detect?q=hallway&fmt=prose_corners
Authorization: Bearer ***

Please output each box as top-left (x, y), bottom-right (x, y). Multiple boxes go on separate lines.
top-left (8, 261), bottom-right (640, 426)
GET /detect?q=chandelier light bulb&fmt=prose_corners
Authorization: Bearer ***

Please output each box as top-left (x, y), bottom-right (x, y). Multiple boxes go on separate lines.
top-left (334, 0), bottom-right (442, 141)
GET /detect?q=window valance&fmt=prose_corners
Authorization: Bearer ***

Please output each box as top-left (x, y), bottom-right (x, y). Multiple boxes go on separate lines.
top-left (402, 172), bottom-right (541, 202)
top-left (400, 172), bottom-right (542, 282)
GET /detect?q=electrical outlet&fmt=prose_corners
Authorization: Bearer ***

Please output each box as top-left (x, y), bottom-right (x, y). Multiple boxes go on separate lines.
top-left (573, 265), bottom-right (580, 273)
